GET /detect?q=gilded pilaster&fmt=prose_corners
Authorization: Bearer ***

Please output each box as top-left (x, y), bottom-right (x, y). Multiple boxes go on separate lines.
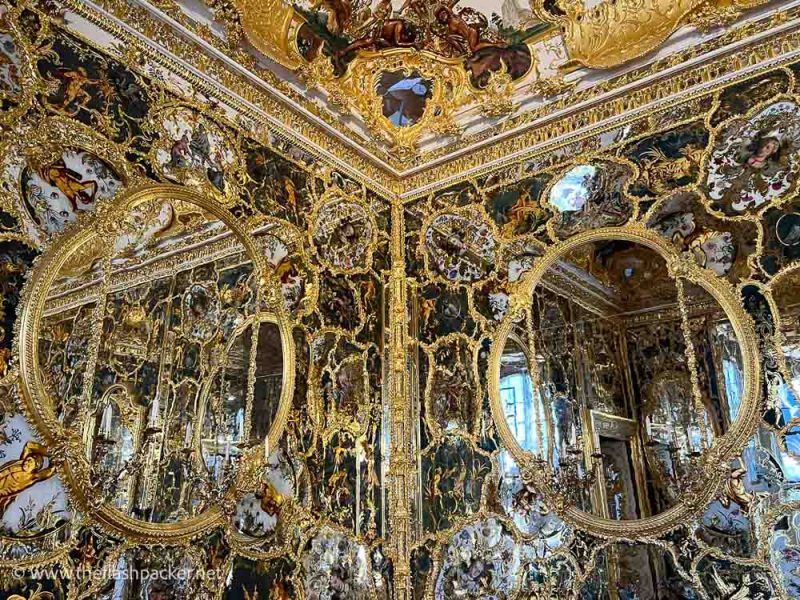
top-left (388, 200), bottom-right (413, 600)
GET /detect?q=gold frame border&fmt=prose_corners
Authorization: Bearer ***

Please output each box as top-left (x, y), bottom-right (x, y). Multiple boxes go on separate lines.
top-left (487, 225), bottom-right (762, 539)
top-left (14, 184), bottom-right (296, 544)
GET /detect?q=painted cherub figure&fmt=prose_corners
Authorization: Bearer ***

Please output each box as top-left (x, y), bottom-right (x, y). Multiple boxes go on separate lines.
top-left (0, 441), bottom-right (56, 516)
top-left (433, 1), bottom-right (503, 54)
top-left (54, 67), bottom-right (100, 111)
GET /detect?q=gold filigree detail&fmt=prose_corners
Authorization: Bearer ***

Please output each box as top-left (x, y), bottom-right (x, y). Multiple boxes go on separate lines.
top-left (478, 64), bottom-right (519, 119)
top-left (231, 0), bottom-right (305, 70)
top-left (308, 49), bottom-right (470, 160)
top-left (531, 0), bottom-right (771, 70)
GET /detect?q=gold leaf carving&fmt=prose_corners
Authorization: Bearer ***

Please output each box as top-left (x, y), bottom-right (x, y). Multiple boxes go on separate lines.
top-left (232, 0), bottom-right (304, 70)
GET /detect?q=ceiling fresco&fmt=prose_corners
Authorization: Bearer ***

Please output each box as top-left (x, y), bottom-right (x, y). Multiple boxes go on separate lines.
top-left (0, 0), bottom-right (799, 599)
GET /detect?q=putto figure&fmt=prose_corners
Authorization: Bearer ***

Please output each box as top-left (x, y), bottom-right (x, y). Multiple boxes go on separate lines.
top-left (0, 441), bottom-right (56, 516)
top-left (298, 0), bottom-right (535, 83)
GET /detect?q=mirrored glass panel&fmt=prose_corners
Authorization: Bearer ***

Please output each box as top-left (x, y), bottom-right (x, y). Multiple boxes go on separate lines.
top-left (29, 191), bottom-right (288, 531)
top-left (497, 238), bottom-right (747, 522)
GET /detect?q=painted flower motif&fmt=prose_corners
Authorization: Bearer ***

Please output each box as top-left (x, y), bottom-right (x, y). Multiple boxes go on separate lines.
top-left (435, 518), bottom-right (520, 600)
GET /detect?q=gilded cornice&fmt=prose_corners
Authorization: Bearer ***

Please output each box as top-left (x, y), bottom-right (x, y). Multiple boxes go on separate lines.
top-left (62, 0), bottom-right (401, 195)
top-left (402, 18), bottom-right (800, 198)
top-left (56, 0), bottom-right (800, 198)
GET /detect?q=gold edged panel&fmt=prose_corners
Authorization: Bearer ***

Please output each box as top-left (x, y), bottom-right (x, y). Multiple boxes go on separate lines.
top-left (145, 101), bottom-right (247, 206)
top-left (0, 115), bottom-right (138, 249)
top-left (700, 93), bottom-right (800, 221)
top-left (308, 185), bottom-right (378, 276)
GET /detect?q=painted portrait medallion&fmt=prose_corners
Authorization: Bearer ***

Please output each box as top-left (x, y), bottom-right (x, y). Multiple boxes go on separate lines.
top-left (547, 162), bottom-right (634, 238)
top-left (0, 31), bottom-right (23, 98)
top-left (312, 197), bottom-right (376, 272)
top-left (153, 106), bottom-right (238, 198)
top-left (706, 101), bottom-right (800, 214)
top-left (21, 149), bottom-right (123, 236)
top-left (424, 209), bottom-right (497, 282)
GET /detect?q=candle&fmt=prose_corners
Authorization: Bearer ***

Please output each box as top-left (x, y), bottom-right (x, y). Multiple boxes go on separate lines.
top-left (184, 422), bottom-right (192, 447)
top-left (148, 394), bottom-right (160, 428)
top-left (100, 404), bottom-right (113, 437)
top-left (264, 436), bottom-right (270, 462)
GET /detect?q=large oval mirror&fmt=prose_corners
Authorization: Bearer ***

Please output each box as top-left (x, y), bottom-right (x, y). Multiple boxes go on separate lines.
top-left (491, 229), bottom-right (758, 537)
top-left (17, 185), bottom-right (294, 541)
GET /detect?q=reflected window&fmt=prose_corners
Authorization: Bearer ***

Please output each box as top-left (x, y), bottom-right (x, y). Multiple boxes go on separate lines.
top-left (378, 70), bottom-right (432, 128)
top-left (501, 372), bottom-right (532, 448)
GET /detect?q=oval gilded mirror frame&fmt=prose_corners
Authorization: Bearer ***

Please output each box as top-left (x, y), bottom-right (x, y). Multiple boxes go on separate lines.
top-left (488, 225), bottom-right (761, 539)
top-left (14, 184), bottom-right (296, 544)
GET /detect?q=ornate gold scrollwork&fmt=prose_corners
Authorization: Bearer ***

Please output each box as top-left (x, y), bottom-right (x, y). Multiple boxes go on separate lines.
top-left (304, 49), bottom-right (471, 160)
top-left (530, 0), bottom-right (772, 70)
top-left (231, 0), bottom-right (306, 70)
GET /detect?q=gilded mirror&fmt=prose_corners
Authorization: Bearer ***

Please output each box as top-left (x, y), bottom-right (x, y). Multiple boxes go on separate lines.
top-left (15, 185), bottom-right (295, 542)
top-left (490, 227), bottom-right (760, 537)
